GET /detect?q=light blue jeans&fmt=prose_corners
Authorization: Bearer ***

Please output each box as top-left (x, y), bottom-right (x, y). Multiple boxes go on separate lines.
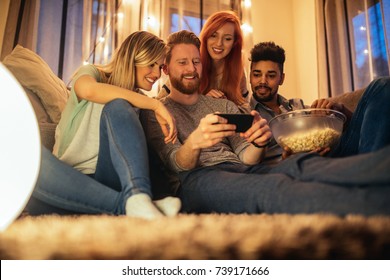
top-left (178, 77), bottom-right (390, 216)
top-left (26, 99), bottom-right (153, 215)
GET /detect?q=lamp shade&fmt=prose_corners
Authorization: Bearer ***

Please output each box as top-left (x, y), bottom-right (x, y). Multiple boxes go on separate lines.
top-left (0, 63), bottom-right (41, 231)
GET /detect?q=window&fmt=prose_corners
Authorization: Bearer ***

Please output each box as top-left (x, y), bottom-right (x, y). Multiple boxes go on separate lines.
top-left (347, 0), bottom-right (390, 89)
top-left (170, 14), bottom-right (205, 34)
top-left (168, 0), bottom-right (231, 35)
top-left (35, 0), bottom-right (115, 85)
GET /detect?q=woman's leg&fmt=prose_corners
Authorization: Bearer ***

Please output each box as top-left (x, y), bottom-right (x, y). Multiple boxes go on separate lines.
top-left (332, 77), bottom-right (390, 157)
top-left (93, 99), bottom-right (179, 219)
top-left (26, 145), bottom-right (123, 215)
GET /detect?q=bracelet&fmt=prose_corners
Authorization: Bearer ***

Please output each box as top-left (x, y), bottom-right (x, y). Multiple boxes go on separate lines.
top-left (252, 140), bottom-right (270, 149)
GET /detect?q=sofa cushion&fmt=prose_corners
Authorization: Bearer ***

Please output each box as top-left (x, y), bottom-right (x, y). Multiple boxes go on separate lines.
top-left (2, 45), bottom-right (69, 123)
top-left (24, 87), bottom-right (57, 151)
top-left (328, 88), bottom-right (365, 113)
top-left (39, 122), bottom-right (57, 152)
top-left (24, 87), bottom-right (52, 124)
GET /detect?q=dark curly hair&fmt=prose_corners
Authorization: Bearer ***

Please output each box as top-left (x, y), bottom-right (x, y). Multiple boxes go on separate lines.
top-left (250, 41), bottom-right (285, 73)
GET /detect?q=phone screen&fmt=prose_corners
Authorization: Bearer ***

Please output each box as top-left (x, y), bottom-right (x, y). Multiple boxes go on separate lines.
top-left (216, 113), bottom-right (254, 132)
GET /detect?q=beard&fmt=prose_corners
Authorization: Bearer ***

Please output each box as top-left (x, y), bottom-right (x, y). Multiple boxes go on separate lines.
top-left (252, 85), bottom-right (277, 103)
top-left (170, 73), bottom-right (200, 95)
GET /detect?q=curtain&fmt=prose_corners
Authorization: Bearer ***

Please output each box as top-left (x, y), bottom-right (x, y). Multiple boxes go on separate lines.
top-left (316, 0), bottom-right (353, 97)
top-left (316, 0), bottom-right (332, 99)
top-left (1, 0), bottom-right (40, 60)
top-left (82, 0), bottom-right (116, 66)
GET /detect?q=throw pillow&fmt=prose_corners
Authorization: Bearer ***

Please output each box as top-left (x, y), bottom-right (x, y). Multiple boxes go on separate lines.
top-left (2, 45), bottom-right (69, 123)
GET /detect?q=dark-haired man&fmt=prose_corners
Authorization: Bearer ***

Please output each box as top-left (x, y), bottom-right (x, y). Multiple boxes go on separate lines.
top-left (248, 41), bottom-right (371, 162)
top-left (249, 42), bottom-right (306, 163)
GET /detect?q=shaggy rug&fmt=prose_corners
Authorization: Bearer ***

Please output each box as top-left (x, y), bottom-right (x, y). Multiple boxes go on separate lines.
top-left (1, 213), bottom-right (390, 260)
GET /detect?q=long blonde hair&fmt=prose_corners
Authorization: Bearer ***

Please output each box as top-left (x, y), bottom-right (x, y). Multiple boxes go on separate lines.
top-left (96, 31), bottom-right (166, 90)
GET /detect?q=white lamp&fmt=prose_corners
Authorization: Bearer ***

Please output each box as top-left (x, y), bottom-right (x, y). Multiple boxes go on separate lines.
top-left (0, 62), bottom-right (41, 231)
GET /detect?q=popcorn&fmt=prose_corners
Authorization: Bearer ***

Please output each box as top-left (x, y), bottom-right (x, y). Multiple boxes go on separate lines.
top-left (278, 127), bottom-right (341, 153)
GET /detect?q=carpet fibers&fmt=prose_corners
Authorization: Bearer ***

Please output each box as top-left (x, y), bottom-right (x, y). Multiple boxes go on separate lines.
top-left (1, 213), bottom-right (390, 259)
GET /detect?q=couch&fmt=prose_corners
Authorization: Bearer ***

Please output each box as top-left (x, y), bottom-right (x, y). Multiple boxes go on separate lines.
top-left (1, 45), bottom-right (389, 260)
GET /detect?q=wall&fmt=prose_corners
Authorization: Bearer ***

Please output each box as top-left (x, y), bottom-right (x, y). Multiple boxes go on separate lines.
top-left (250, 0), bottom-right (319, 104)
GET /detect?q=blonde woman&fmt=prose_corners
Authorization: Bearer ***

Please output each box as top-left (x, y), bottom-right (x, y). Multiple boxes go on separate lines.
top-left (27, 31), bottom-right (180, 219)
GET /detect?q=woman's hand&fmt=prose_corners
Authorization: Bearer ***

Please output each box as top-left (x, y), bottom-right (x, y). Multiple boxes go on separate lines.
top-left (311, 98), bottom-right (352, 123)
top-left (153, 101), bottom-right (177, 144)
top-left (311, 98), bottom-right (343, 111)
top-left (205, 89), bottom-right (227, 99)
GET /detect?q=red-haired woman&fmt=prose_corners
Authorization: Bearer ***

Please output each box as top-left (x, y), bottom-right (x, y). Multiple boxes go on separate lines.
top-left (199, 10), bottom-right (250, 112)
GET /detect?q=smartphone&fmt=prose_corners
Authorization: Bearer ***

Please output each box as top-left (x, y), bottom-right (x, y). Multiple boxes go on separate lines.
top-left (216, 113), bottom-right (254, 132)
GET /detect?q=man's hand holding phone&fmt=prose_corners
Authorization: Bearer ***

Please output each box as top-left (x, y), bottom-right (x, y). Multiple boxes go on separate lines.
top-left (239, 111), bottom-right (272, 148)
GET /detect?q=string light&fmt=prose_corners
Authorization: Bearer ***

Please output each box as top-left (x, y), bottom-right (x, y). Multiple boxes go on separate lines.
top-left (244, 0), bottom-right (251, 8)
top-left (241, 23), bottom-right (253, 33)
top-left (144, 15), bottom-right (159, 32)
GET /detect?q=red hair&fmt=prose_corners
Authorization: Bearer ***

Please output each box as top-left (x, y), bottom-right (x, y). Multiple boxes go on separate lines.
top-left (199, 11), bottom-right (245, 105)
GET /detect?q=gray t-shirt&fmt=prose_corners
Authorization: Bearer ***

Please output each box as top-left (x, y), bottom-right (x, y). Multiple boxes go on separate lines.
top-left (142, 95), bottom-right (251, 174)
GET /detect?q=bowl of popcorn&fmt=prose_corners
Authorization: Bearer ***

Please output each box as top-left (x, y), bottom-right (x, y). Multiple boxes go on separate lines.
top-left (269, 108), bottom-right (346, 153)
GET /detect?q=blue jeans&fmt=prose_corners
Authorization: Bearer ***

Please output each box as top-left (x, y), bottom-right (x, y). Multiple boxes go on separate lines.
top-left (26, 99), bottom-right (153, 215)
top-left (179, 77), bottom-right (390, 215)
top-left (179, 145), bottom-right (390, 215)
top-left (331, 77), bottom-right (390, 156)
